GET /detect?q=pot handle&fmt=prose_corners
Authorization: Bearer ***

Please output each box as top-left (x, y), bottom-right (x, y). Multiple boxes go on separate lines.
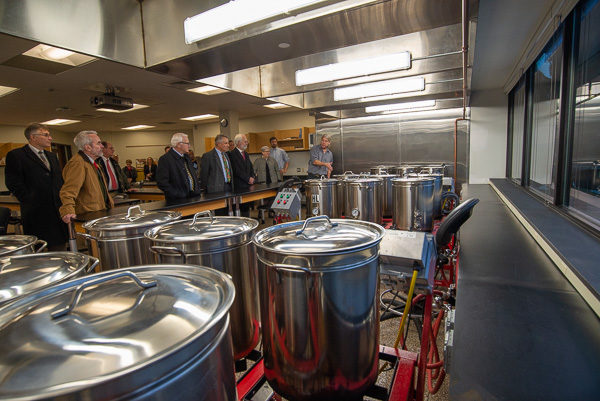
top-left (271, 262), bottom-right (311, 275)
top-left (51, 270), bottom-right (157, 319)
top-left (150, 245), bottom-right (187, 264)
top-left (76, 232), bottom-right (96, 242)
top-left (190, 210), bottom-right (213, 227)
top-left (125, 205), bottom-right (146, 221)
top-left (85, 256), bottom-right (100, 274)
top-left (295, 215), bottom-right (337, 235)
top-left (343, 171), bottom-right (355, 175)
top-left (34, 239), bottom-right (47, 253)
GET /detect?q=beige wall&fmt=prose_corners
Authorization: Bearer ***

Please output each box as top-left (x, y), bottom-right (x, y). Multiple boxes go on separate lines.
top-left (99, 130), bottom-right (192, 164)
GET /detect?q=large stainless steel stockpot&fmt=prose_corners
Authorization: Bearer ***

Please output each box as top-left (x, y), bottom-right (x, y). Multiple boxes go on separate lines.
top-left (145, 211), bottom-right (259, 360)
top-left (0, 235), bottom-right (47, 257)
top-left (345, 177), bottom-right (383, 223)
top-left (419, 164), bottom-right (445, 175)
top-left (305, 176), bottom-right (339, 218)
top-left (370, 165), bottom-right (397, 175)
top-left (392, 177), bottom-right (435, 231)
top-left (415, 172), bottom-right (443, 218)
top-left (332, 172), bottom-right (359, 217)
top-left (395, 165), bottom-right (416, 177)
top-left (0, 252), bottom-right (97, 306)
top-left (0, 265), bottom-right (237, 401)
top-left (81, 205), bottom-right (181, 270)
top-left (370, 173), bottom-right (398, 217)
top-left (253, 216), bottom-right (384, 401)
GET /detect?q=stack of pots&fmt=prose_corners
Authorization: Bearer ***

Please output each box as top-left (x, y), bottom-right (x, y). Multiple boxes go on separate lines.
top-left (391, 177), bottom-right (435, 231)
top-left (304, 176), bottom-right (339, 218)
top-left (331, 171), bottom-right (359, 217)
top-left (145, 211), bottom-right (260, 360)
top-left (80, 205), bottom-right (181, 270)
top-left (345, 177), bottom-right (383, 223)
top-left (0, 235), bottom-right (47, 257)
top-left (0, 265), bottom-right (237, 401)
top-left (253, 216), bottom-right (384, 400)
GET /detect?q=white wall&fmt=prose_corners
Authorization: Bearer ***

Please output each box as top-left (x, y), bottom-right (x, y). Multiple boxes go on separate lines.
top-left (100, 130), bottom-right (192, 164)
top-left (469, 88), bottom-right (509, 184)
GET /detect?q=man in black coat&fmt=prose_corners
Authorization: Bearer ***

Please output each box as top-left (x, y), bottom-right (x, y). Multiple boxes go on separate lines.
top-left (98, 141), bottom-right (130, 193)
top-left (156, 133), bottom-right (201, 200)
top-left (5, 123), bottom-right (67, 250)
top-left (200, 134), bottom-right (234, 194)
top-left (229, 134), bottom-right (256, 217)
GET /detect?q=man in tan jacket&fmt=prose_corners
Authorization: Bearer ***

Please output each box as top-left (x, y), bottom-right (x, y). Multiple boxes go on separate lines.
top-left (60, 131), bottom-right (114, 223)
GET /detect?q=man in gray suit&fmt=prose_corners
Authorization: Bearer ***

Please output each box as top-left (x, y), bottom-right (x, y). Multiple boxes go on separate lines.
top-left (200, 134), bottom-right (234, 194)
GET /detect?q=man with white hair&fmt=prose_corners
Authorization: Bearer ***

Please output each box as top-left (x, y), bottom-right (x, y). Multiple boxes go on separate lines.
top-left (228, 133), bottom-right (256, 217)
top-left (156, 132), bottom-right (201, 200)
top-left (60, 130), bottom-right (114, 223)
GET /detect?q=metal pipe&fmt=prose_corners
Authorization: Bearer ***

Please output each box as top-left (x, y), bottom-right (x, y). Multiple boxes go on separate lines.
top-left (454, 0), bottom-right (469, 186)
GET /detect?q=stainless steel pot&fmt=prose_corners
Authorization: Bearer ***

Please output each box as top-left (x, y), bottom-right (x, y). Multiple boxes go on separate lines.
top-left (419, 164), bottom-right (445, 175)
top-left (345, 177), bottom-right (383, 223)
top-left (80, 205), bottom-right (181, 270)
top-left (392, 177), bottom-right (435, 231)
top-left (145, 211), bottom-right (259, 360)
top-left (0, 235), bottom-right (47, 257)
top-left (0, 252), bottom-right (98, 306)
top-left (332, 171), bottom-right (359, 217)
top-left (395, 165), bottom-right (416, 177)
top-left (371, 174), bottom-right (398, 217)
top-left (253, 216), bottom-right (384, 401)
top-left (305, 176), bottom-right (339, 218)
top-left (411, 173), bottom-right (443, 219)
top-left (0, 265), bottom-right (237, 401)
top-left (370, 165), bottom-right (397, 175)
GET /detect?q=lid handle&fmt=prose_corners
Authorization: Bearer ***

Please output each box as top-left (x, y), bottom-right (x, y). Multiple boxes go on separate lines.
top-left (86, 256), bottom-right (100, 274)
top-left (343, 171), bottom-right (355, 175)
top-left (190, 210), bottom-right (214, 227)
top-left (125, 205), bottom-right (146, 221)
top-left (51, 271), bottom-right (157, 319)
top-left (295, 215), bottom-right (338, 236)
top-left (34, 239), bottom-right (47, 253)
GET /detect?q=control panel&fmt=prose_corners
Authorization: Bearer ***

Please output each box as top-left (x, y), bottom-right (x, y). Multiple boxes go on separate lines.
top-left (271, 187), bottom-right (302, 222)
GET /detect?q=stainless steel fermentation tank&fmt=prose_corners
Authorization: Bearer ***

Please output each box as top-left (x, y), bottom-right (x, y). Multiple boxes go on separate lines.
top-left (345, 177), bottom-right (383, 224)
top-left (304, 177), bottom-right (339, 218)
top-left (392, 177), bottom-right (435, 231)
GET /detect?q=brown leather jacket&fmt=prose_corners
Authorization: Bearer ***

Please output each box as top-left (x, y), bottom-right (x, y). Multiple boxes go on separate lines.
top-left (59, 152), bottom-right (114, 217)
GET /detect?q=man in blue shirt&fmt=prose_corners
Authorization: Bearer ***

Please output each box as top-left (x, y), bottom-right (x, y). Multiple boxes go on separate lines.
top-left (307, 135), bottom-right (333, 178)
top-left (270, 137), bottom-right (290, 177)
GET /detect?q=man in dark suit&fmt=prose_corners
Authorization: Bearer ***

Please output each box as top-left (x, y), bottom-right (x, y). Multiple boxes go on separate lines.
top-left (98, 141), bottom-right (129, 193)
top-left (156, 133), bottom-right (201, 200)
top-left (5, 123), bottom-right (67, 250)
top-left (229, 133), bottom-right (256, 217)
top-left (200, 134), bottom-right (234, 194)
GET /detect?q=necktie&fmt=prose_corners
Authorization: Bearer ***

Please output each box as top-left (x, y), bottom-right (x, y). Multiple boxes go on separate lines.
top-left (221, 152), bottom-right (231, 182)
top-left (242, 151), bottom-right (246, 161)
top-left (93, 160), bottom-right (111, 208)
top-left (106, 160), bottom-right (118, 190)
top-left (183, 158), bottom-right (195, 191)
top-left (38, 151), bottom-right (50, 170)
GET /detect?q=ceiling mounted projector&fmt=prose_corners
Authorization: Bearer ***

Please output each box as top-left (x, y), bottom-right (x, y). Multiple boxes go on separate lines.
top-left (90, 93), bottom-right (134, 111)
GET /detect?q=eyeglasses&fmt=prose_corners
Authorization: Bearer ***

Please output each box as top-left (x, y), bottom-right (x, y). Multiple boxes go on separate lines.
top-left (180, 142), bottom-right (190, 145)
top-left (33, 132), bottom-right (51, 138)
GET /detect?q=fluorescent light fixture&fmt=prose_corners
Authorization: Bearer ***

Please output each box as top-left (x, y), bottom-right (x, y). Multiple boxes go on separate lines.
top-left (184, 0), bottom-right (329, 44)
top-left (264, 103), bottom-right (291, 109)
top-left (0, 85), bottom-right (19, 98)
top-left (22, 44), bottom-right (95, 66)
top-left (188, 85), bottom-right (229, 95)
top-left (41, 119), bottom-right (80, 126)
top-left (180, 114), bottom-right (218, 121)
top-left (334, 77), bottom-right (425, 101)
top-left (96, 104), bottom-right (149, 113)
top-left (122, 125), bottom-right (155, 130)
top-left (295, 52), bottom-right (411, 86)
top-left (366, 100), bottom-right (436, 113)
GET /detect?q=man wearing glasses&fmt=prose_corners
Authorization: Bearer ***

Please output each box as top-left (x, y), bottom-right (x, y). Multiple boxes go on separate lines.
top-left (5, 123), bottom-right (67, 250)
top-left (156, 132), bottom-right (201, 200)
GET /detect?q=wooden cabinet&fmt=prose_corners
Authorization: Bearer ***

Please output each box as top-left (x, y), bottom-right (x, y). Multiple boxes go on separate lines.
top-left (247, 127), bottom-right (315, 154)
top-left (0, 143), bottom-right (26, 166)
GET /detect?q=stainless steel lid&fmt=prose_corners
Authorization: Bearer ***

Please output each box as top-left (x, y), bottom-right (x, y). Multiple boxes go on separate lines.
top-left (145, 211), bottom-right (258, 244)
top-left (392, 177), bottom-right (435, 186)
top-left (253, 216), bottom-right (384, 254)
top-left (347, 178), bottom-right (383, 185)
top-left (0, 235), bottom-right (37, 256)
top-left (304, 176), bottom-right (338, 184)
top-left (0, 252), bottom-right (94, 306)
top-left (83, 205), bottom-right (181, 237)
top-left (0, 265), bottom-right (235, 400)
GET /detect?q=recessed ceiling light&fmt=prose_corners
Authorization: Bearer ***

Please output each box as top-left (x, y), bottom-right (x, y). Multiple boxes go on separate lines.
top-left (0, 85), bottom-right (19, 98)
top-left (188, 85), bottom-right (229, 95)
top-left (41, 119), bottom-right (81, 126)
top-left (264, 103), bottom-right (291, 109)
top-left (366, 100), bottom-right (436, 113)
top-left (295, 51), bottom-right (411, 86)
top-left (333, 77), bottom-right (425, 101)
top-left (122, 125), bottom-right (155, 130)
top-left (278, 42), bottom-right (291, 49)
top-left (96, 103), bottom-right (149, 113)
top-left (22, 44), bottom-right (95, 66)
top-left (180, 114), bottom-right (218, 121)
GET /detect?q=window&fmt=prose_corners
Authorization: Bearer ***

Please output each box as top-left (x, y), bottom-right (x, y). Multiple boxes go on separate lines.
top-left (529, 30), bottom-right (563, 199)
top-left (511, 81), bottom-right (526, 183)
top-left (568, 0), bottom-right (600, 227)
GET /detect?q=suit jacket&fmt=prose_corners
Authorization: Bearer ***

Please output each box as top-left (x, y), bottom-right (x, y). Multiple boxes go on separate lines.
top-left (229, 148), bottom-right (256, 190)
top-left (144, 163), bottom-right (157, 181)
top-left (97, 157), bottom-right (129, 192)
top-left (156, 149), bottom-right (201, 199)
top-left (253, 156), bottom-right (281, 184)
top-left (5, 145), bottom-right (67, 246)
top-left (200, 148), bottom-right (234, 193)
top-left (59, 152), bottom-right (114, 217)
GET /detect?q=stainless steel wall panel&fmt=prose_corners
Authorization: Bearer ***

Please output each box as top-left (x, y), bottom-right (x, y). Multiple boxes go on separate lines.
top-left (0, 0), bottom-right (144, 67)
